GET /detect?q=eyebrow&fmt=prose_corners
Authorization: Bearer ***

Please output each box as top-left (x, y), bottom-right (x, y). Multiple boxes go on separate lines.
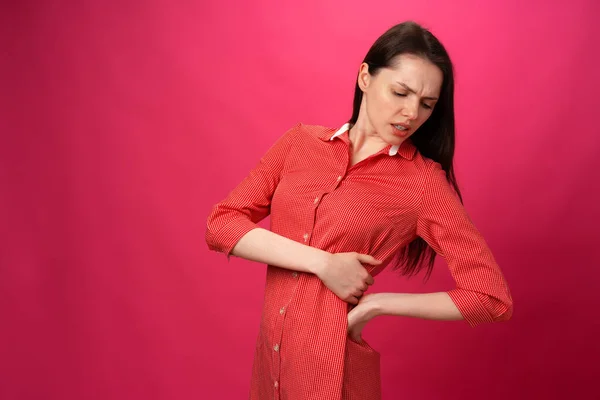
top-left (397, 82), bottom-right (439, 101)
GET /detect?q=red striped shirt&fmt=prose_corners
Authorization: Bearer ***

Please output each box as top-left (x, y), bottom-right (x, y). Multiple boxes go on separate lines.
top-left (206, 123), bottom-right (513, 400)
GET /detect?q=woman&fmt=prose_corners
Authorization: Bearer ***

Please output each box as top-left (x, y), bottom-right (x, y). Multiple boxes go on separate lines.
top-left (206, 21), bottom-right (513, 400)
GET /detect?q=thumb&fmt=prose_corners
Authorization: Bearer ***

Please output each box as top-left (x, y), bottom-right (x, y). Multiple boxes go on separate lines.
top-left (355, 253), bottom-right (382, 265)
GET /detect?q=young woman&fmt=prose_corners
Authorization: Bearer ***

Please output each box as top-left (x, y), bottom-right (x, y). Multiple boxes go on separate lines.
top-left (206, 21), bottom-right (513, 400)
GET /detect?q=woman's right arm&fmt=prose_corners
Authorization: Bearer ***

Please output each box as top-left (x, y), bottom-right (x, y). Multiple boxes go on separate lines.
top-left (205, 124), bottom-right (300, 260)
top-left (230, 227), bottom-right (381, 304)
top-left (229, 227), bottom-right (330, 274)
top-left (228, 227), bottom-right (379, 304)
top-left (205, 124), bottom-right (379, 303)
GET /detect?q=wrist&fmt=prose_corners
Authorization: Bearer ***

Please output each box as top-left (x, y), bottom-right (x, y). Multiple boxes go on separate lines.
top-left (363, 293), bottom-right (387, 319)
top-left (304, 249), bottom-right (331, 276)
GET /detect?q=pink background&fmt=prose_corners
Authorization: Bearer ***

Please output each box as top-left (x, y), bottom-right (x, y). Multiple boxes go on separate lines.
top-left (2, 1), bottom-right (600, 399)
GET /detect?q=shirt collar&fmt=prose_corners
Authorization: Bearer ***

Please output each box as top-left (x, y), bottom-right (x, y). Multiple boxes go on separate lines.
top-left (320, 123), bottom-right (416, 160)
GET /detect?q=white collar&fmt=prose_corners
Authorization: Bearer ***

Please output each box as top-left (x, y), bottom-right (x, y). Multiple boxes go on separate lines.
top-left (330, 123), bottom-right (400, 156)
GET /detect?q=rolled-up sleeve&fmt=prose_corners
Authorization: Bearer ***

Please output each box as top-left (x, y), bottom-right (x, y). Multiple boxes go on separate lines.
top-left (416, 162), bottom-right (513, 327)
top-left (205, 123), bottom-right (301, 257)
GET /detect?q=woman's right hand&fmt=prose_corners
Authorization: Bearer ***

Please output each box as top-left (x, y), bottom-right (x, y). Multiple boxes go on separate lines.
top-left (313, 252), bottom-right (381, 304)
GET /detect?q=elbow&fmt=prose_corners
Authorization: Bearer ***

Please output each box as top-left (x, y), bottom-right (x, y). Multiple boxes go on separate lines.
top-left (479, 292), bottom-right (513, 324)
top-left (449, 289), bottom-right (513, 327)
top-left (205, 210), bottom-right (259, 256)
top-left (205, 214), bottom-right (223, 252)
top-left (492, 297), bottom-right (513, 323)
top-left (205, 206), bottom-right (231, 254)
top-left (486, 284), bottom-right (514, 323)
top-left (204, 223), bottom-right (220, 252)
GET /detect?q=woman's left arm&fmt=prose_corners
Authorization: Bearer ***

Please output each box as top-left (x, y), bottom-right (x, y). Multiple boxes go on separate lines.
top-left (349, 162), bottom-right (513, 339)
top-left (413, 162), bottom-right (514, 326)
top-left (347, 292), bottom-right (462, 341)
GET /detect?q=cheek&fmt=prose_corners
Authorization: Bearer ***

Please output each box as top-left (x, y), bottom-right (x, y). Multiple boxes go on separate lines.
top-left (366, 93), bottom-right (385, 119)
top-left (366, 90), bottom-right (396, 125)
top-left (375, 93), bottom-right (396, 119)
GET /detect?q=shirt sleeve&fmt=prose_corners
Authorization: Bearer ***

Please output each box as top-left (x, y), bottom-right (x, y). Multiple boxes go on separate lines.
top-left (205, 123), bottom-right (301, 258)
top-left (416, 162), bottom-right (513, 327)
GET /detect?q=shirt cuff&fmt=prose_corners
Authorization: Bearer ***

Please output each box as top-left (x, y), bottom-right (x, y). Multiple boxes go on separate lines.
top-left (447, 288), bottom-right (494, 327)
top-left (206, 216), bottom-right (259, 258)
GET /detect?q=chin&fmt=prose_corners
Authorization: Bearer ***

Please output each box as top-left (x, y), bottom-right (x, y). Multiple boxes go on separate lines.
top-left (387, 128), bottom-right (408, 141)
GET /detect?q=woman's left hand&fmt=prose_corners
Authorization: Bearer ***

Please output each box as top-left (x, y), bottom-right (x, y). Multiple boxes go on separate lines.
top-left (347, 293), bottom-right (382, 342)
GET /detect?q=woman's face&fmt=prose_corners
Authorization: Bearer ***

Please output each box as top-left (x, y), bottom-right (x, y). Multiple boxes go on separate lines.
top-left (357, 54), bottom-right (443, 144)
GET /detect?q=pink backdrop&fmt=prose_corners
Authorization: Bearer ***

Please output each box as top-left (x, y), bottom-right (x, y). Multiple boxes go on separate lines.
top-left (2, 1), bottom-right (600, 399)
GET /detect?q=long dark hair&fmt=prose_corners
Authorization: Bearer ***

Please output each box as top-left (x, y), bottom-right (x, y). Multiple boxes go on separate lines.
top-left (349, 21), bottom-right (462, 280)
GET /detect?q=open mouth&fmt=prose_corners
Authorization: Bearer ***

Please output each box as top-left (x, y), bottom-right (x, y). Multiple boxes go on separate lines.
top-left (392, 124), bottom-right (410, 135)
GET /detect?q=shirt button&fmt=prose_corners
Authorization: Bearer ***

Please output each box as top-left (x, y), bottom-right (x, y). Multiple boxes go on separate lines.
top-left (279, 307), bottom-right (285, 315)
top-left (274, 381), bottom-right (279, 389)
top-left (337, 175), bottom-right (342, 181)
top-left (314, 196), bottom-right (319, 204)
top-left (292, 271), bottom-right (298, 278)
top-left (303, 233), bottom-right (309, 242)
top-left (273, 344), bottom-right (280, 352)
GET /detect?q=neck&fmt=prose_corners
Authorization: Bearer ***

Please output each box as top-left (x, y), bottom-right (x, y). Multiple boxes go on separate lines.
top-left (348, 122), bottom-right (390, 156)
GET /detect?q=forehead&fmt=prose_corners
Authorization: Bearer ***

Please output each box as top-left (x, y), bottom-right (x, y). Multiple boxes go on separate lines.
top-left (377, 54), bottom-right (443, 95)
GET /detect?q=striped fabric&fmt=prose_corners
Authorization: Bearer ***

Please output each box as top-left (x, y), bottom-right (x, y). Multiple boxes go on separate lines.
top-left (206, 123), bottom-right (513, 400)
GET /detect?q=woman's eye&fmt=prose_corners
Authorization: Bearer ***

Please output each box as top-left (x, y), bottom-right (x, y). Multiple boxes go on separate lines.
top-left (394, 91), bottom-right (434, 109)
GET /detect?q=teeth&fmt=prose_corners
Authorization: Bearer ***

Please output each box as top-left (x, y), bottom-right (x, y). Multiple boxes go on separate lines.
top-left (394, 124), bottom-right (407, 131)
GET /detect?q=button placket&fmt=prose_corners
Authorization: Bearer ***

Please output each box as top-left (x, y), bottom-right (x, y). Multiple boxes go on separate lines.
top-left (335, 174), bottom-right (345, 190)
top-left (271, 271), bottom-right (300, 395)
top-left (269, 172), bottom-right (328, 395)
top-left (272, 311), bottom-right (283, 390)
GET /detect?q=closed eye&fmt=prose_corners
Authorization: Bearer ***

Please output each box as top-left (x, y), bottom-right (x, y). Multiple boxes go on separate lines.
top-left (395, 90), bottom-right (435, 110)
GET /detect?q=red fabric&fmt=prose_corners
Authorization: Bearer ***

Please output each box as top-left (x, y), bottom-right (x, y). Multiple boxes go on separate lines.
top-left (206, 123), bottom-right (512, 400)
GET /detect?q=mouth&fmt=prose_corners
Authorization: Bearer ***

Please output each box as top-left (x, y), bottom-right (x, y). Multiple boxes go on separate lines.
top-left (392, 123), bottom-right (411, 135)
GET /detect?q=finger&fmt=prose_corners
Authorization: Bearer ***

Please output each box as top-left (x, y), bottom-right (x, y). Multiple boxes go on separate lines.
top-left (351, 289), bottom-right (364, 298)
top-left (356, 254), bottom-right (382, 265)
top-left (347, 296), bottom-right (359, 305)
top-left (365, 274), bottom-right (375, 285)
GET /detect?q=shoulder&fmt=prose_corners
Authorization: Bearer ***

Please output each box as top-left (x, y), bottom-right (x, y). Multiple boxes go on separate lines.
top-left (293, 122), bottom-right (337, 140)
top-left (266, 123), bottom-right (334, 155)
top-left (410, 150), bottom-right (444, 177)
top-left (409, 153), bottom-right (452, 196)
top-left (276, 122), bottom-right (338, 148)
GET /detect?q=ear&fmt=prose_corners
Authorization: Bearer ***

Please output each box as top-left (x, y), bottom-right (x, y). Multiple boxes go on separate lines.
top-left (357, 62), bottom-right (371, 92)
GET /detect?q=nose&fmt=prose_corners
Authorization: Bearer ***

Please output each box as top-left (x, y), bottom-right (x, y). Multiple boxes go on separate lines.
top-left (402, 100), bottom-right (419, 121)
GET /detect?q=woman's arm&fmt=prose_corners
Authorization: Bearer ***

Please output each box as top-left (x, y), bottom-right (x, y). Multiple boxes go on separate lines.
top-left (205, 125), bottom-right (300, 258)
top-left (205, 124), bottom-right (380, 303)
top-left (229, 227), bottom-right (330, 274)
top-left (414, 162), bottom-right (513, 326)
top-left (231, 227), bottom-right (381, 304)
top-left (348, 162), bottom-right (513, 339)
top-left (347, 292), bottom-right (462, 342)
top-left (205, 125), bottom-right (325, 273)
top-left (367, 292), bottom-right (463, 320)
